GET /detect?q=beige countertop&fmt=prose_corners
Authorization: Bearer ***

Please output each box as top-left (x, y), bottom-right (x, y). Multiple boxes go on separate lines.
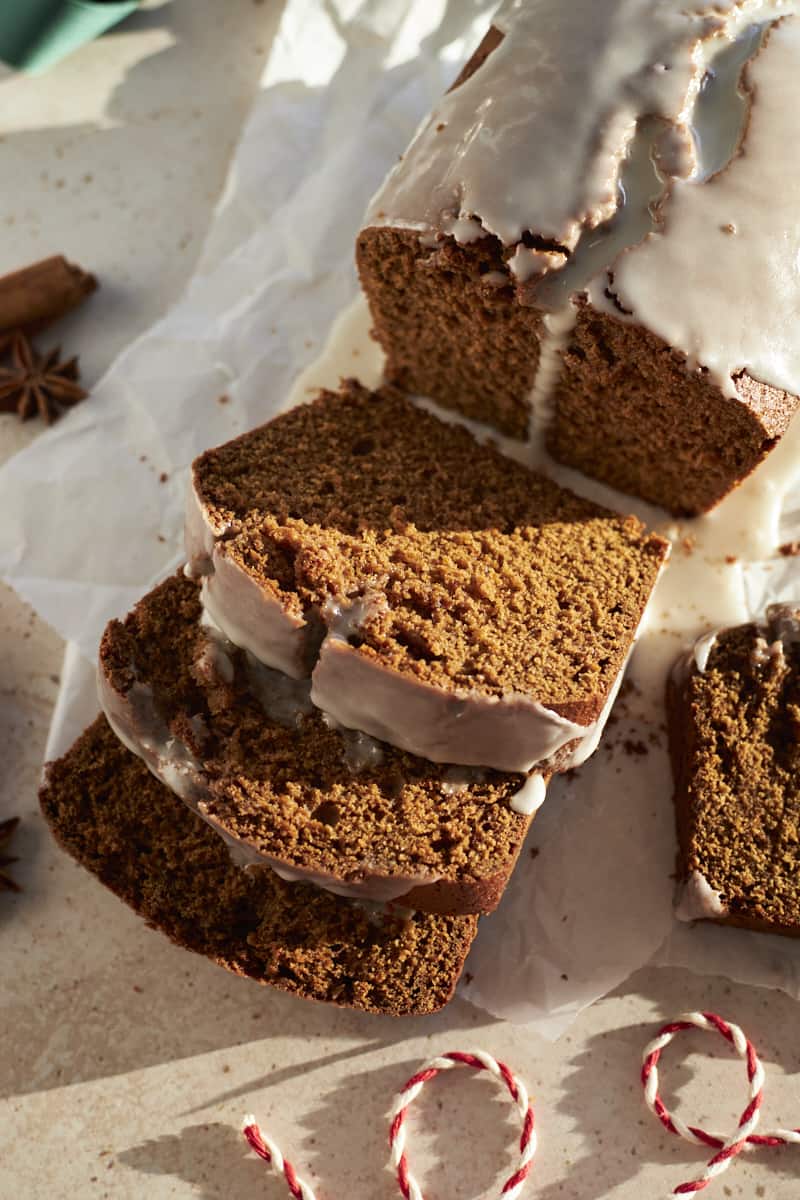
top-left (1, 4), bottom-right (799, 1197)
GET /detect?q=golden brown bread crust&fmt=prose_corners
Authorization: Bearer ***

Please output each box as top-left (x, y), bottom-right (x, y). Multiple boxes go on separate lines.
top-left (39, 716), bottom-right (479, 1014)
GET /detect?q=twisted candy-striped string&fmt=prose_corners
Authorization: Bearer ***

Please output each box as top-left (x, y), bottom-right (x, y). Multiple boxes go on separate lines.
top-left (242, 1116), bottom-right (317, 1200)
top-left (243, 1048), bottom-right (535, 1199)
top-left (642, 1010), bottom-right (800, 1194)
top-left (389, 1050), bottom-right (536, 1200)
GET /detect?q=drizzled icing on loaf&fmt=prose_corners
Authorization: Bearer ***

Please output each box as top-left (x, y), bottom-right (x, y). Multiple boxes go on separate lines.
top-left (604, 16), bottom-right (800, 399)
top-left (367, 1), bottom-right (784, 249)
top-left (366, 0), bottom-right (800, 401)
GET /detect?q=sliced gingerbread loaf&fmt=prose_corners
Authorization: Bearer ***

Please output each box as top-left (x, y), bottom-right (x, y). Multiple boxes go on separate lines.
top-left (99, 572), bottom-right (544, 916)
top-left (357, 7), bottom-right (800, 515)
top-left (668, 606), bottom-right (800, 937)
top-left (40, 717), bottom-right (478, 1015)
top-left (187, 382), bottom-right (667, 774)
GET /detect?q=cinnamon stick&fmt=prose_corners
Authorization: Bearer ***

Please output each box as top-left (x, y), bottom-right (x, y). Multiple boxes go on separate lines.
top-left (0, 255), bottom-right (97, 335)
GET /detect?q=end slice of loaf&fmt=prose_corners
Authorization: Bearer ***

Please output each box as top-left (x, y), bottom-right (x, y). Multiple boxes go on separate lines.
top-left (668, 606), bottom-right (800, 937)
top-left (188, 381), bottom-right (667, 774)
top-left (39, 717), bottom-right (478, 1015)
top-left (98, 572), bottom-right (541, 916)
top-left (357, 227), bottom-right (796, 516)
top-left (357, 23), bottom-right (800, 516)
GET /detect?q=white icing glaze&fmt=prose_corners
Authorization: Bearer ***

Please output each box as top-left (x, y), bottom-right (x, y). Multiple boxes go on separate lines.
top-left (682, 604), bottom-right (800, 675)
top-left (601, 14), bottom-right (800, 400)
top-left (197, 607), bottom-right (236, 684)
top-left (675, 869), bottom-right (728, 920)
top-left (365, 0), bottom-right (786, 261)
top-left (97, 665), bottom-right (206, 802)
top-left (322, 592), bottom-right (387, 641)
top-left (321, 712), bottom-right (385, 774)
top-left (510, 773), bottom-right (547, 816)
top-left (527, 302), bottom-right (577, 446)
top-left (440, 766), bottom-right (486, 796)
top-left (185, 391), bottom-right (655, 773)
top-left (280, 290), bottom-right (800, 775)
top-left (766, 602), bottom-right (800, 643)
top-left (367, 1), bottom-right (800, 419)
top-left (189, 515), bottom-right (604, 773)
top-left (533, 114), bottom-right (665, 312)
top-left (184, 469), bottom-right (228, 576)
top-left (245, 652), bottom-right (315, 728)
top-left (751, 635), bottom-right (782, 665)
top-left (258, 857), bottom-right (436, 903)
top-left (200, 549), bottom-right (308, 680)
top-left (311, 636), bottom-right (598, 774)
top-left (187, 526), bottom-right (643, 773)
top-left (690, 21), bottom-right (767, 180)
top-left (693, 630), bottom-right (718, 672)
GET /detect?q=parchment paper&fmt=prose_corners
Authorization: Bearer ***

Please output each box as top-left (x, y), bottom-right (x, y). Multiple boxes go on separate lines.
top-left (3, 0), bottom-right (800, 1038)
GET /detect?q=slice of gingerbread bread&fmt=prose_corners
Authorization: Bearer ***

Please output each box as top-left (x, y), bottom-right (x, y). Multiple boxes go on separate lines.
top-left (40, 717), bottom-right (478, 1015)
top-left (99, 572), bottom-right (544, 916)
top-left (668, 605), bottom-right (800, 937)
top-left (187, 381), bottom-right (667, 775)
top-left (357, 8), bottom-right (800, 515)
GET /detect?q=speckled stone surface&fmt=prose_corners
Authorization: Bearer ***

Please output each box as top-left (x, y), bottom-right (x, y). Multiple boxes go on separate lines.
top-left (1, 5), bottom-right (800, 1197)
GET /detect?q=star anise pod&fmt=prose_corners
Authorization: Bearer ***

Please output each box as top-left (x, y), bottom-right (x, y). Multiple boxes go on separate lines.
top-left (0, 816), bottom-right (21, 893)
top-left (0, 332), bottom-right (87, 423)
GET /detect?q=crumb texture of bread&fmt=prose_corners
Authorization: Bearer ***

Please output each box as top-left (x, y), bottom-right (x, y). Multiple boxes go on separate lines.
top-left (193, 384), bottom-right (667, 715)
top-left (99, 572), bottom-right (533, 915)
top-left (549, 301), bottom-right (797, 516)
top-left (39, 717), bottom-right (477, 1015)
top-left (668, 612), bottom-right (800, 936)
top-left (357, 227), bottom-right (541, 438)
top-left (357, 226), bottom-right (797, 516)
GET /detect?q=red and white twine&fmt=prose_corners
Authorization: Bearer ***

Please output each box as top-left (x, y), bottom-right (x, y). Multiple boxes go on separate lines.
top-left (243, 1048), bottom-right (535, 1200)
top-left (641, 1010), bottom-right (800, 1194)
top-left (241, 1009), bottom-right (798, 1197)
top-left (388, 1050), bottom-right (536, 1200)
top-left (242, 1116), bottom-right (318, 1200)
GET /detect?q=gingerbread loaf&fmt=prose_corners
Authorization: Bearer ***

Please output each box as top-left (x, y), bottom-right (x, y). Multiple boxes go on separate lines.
top-left (668, 606), bottom-right (800, 937)
top-left (98, 571), bottom-right (543, 916)
top-left (186, 382), bottom-right (667, 774)
top-left (357, 3), bottom-right (800, 515)
top-left (39, 717), bottom-right (478, 1015)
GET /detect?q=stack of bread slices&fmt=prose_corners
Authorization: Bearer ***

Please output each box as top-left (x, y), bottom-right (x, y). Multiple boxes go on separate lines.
top-left (41, 383), bottom-right (667, 1014)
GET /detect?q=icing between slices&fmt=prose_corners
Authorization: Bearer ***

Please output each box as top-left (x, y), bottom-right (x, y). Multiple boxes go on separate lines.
top-left (367, 0), bottom-right (777, 253)
top-left (97, 618), bottom-right (546, 906)
top-left (96, 657), bottom-right (445, 904)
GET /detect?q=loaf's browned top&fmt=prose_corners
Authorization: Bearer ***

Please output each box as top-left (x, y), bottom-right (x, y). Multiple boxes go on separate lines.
top-left (100, 572), bottom-right (533, 914)
top-left (669, 611), bottom-right (800, 935)
top-left (194, 383), bottom-right (667, 709)
top-left (39, 716), bottom-right (477, 1015)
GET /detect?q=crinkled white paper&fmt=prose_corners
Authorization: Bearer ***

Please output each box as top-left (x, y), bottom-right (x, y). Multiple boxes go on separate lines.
top-left (4, 0), bottom-right (800, 1037)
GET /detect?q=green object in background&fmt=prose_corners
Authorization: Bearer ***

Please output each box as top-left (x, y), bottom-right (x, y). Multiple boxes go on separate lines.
top-left (0, 0), bottom-right (140, 74)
